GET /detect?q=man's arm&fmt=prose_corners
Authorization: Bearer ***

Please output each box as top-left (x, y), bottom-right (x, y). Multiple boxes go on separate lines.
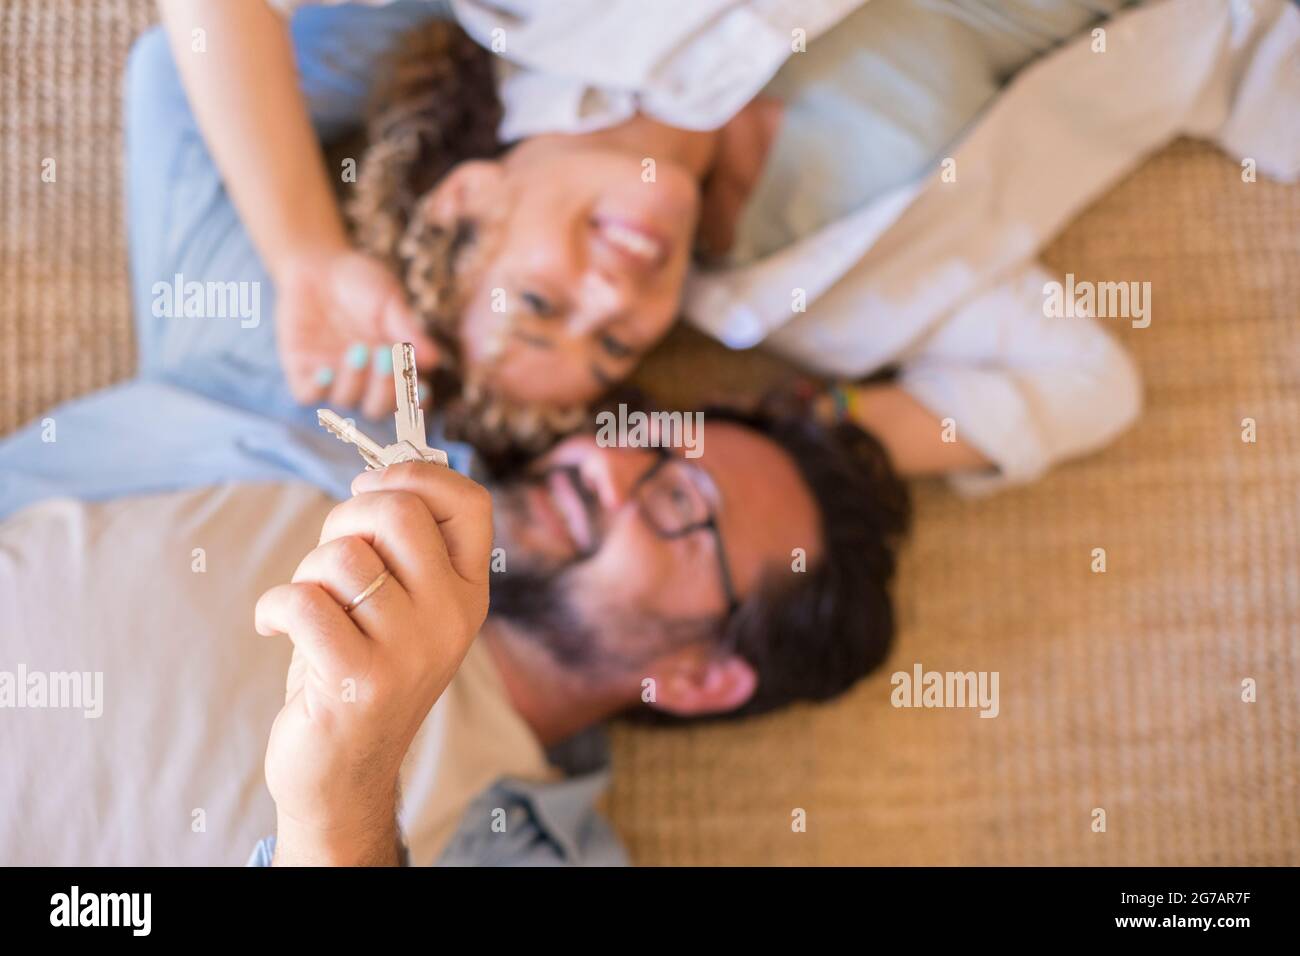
top-left (253, 462), bottom-right (493, 866)
top-left (272, 814), bottom-right (404, 867)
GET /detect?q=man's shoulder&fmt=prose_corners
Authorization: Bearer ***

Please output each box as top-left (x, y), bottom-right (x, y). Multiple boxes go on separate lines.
top-left (437, 763), bottom-right (628, 867)
top-left (436, 726), bottom-right (625, 866)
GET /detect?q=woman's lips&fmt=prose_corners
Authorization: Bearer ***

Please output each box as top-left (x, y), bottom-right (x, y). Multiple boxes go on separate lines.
top-left (592, 216), bottom-right (668, 270)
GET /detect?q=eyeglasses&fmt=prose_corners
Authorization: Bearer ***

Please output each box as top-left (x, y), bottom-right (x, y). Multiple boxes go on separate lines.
top-left (630, 447), bottom-right (740, 614)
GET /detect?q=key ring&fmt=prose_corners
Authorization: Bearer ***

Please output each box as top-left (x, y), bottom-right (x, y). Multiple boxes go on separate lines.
top-left (343, 569), bottom-right (391, 613)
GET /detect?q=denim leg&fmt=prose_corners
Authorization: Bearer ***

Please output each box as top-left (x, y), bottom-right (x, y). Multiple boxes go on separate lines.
top-left (123, 1), bottom-right (448, 426)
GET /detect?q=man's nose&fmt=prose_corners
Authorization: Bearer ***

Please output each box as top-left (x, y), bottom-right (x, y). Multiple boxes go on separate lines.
top-left (579, 444), bottom-right (656, 513)
top-left (565, 269), bottom-right (631, 337)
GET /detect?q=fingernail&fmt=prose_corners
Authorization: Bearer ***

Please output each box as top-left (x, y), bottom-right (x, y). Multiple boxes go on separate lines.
top-left (346, 343), bottom-right (369, 370)
top-left (315, 367), bottom-right (335, 387)
top-left (418, 383), bottom-right (429, 403)
top-left (373, 347), bottom-right (394, 375)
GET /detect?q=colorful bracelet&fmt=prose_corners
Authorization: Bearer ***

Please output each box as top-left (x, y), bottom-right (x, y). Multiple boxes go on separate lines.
top-left (829, 384), bottom-right (855, 422)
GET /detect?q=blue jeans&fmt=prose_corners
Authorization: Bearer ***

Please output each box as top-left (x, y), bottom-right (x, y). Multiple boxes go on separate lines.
top-left (123, 1), bottom-right (446, 431)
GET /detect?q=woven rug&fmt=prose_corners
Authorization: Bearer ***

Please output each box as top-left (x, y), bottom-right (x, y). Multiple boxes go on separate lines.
top-left (2, 1), bottom-right (1297, 865)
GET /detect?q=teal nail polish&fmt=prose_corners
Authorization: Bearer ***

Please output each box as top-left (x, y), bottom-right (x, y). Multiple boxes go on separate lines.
top-left (417, 383), bottom-right (430, 403)
top-left (315, 367), bottom-right (334, 387)
top-left (346, 343), bottom-right (369, 370)
top-left (373, 347), bottom-right (394, 375)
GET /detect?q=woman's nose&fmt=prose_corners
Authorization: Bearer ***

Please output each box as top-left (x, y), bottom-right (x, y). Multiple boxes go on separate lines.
top-left (565, 270), bottom-right (629, 336)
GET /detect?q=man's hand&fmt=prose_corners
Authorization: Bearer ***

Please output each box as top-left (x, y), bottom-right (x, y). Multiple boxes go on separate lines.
top-left (254, 462), bottom-right (493, 865)
top-left (275, 247), bottom-right (439, 420)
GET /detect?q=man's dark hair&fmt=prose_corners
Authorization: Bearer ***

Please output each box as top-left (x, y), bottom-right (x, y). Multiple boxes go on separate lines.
top-left (644, 407), bottom-right (911, 723)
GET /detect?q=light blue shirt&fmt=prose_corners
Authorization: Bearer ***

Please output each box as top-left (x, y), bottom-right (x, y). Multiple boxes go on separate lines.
top-left (729, 0), bottom-right (1131, 265)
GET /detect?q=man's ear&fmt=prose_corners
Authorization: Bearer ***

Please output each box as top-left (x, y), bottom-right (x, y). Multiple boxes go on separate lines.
top-left (422, 159), bottom-right (506, 225)
top-left (644, 645), bottom-right (758, 718)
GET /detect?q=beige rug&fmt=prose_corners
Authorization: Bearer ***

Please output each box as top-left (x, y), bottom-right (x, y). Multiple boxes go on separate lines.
top-left (3, 1), bottom-right (1297, 865)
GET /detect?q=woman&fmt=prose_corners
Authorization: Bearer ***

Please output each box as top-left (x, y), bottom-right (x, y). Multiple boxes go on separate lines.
top-left (148, 0), bottom-right (1142, 482)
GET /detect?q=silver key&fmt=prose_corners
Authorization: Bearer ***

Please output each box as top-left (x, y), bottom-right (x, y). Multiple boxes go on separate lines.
top-left (393, 343), bottom-right (424, 447)
top-left (388, 343), bottom-right (448, 467)
top-left (317, 409), bottom-right (390, 470)
top-left (316, 342), bottom-right (449, 470)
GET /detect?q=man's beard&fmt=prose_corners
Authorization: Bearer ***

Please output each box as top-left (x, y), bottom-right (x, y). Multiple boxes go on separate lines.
top-left (489, 562), bottom-right (604, 670)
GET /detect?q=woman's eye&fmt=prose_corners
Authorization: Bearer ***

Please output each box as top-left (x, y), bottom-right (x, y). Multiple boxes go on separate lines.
top-left (521, 291), bottom-right (554, 317)
top-left (599, 333), bottom-right (633, 360)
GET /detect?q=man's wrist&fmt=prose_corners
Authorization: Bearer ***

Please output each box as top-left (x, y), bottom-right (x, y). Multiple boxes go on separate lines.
top-left (272, 809), bottom-right (402, 867)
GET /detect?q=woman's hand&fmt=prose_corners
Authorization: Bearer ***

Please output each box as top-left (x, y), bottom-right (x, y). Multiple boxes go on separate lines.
top-left (275, 247), bottom-right (439, 420)
top-left (255, 462), bottom-right (493, 865)
top-left (159, 3), bottom-right (439, 418)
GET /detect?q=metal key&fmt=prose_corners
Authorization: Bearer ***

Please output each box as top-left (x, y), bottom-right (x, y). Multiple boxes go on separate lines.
top-left (317, 409), bottom-right (391, 470)
top-left (388, 343), bottom-right (448, 467)
top-left (316, 343), bottom-right (449, 470)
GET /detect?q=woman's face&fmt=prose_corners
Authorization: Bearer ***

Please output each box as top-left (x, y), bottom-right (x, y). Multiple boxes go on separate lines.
top-left (430, 137), bottom-right (702, 408)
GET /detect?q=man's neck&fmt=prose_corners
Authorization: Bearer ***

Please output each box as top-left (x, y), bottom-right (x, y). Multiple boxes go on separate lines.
top-left (479, 618), bottom-right (633, 749)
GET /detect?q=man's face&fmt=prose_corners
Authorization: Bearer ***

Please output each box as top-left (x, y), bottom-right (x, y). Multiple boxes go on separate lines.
top-left (488, 423), bottom-right (823, 675)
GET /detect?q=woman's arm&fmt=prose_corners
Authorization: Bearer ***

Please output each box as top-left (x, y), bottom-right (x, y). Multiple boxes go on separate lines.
top-left (155, 0), bottom-right (435, 417)
top-left (158, 0), bottom-right (346, 276)
top-left (820, 384), bottom-right (993, 476)
top-left (811, 263), bottom-right (1142, 489)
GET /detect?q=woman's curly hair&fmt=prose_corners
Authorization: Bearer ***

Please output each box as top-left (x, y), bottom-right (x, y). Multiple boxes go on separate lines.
top-left (341, 20), bottom-right (586, 470)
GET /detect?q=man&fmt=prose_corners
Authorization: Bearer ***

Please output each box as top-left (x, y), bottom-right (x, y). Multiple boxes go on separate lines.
top-left (250, 410), bottom-right (908, 865)
top-left (0, 401), bottom-right (907, 865)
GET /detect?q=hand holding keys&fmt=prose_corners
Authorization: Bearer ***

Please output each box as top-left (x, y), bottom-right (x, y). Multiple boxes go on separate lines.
top-left (267, 344), bottom-right (491, 859)
top-left (317, 343), bottom-right (449, 470)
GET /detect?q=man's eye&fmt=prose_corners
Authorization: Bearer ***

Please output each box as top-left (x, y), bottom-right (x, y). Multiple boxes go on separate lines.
top-left (599, 333), bottom-right (633, 360)
top-left (521, 291), bottom-right (555, 317)
top-left (667, 485), bottom-right (694, 519)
